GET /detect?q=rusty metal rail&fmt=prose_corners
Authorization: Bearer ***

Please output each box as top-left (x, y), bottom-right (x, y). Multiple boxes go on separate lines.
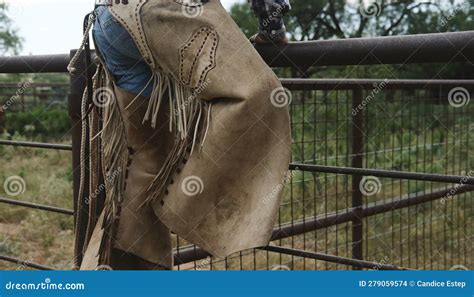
top-left (290, 164), bottom-right (474, 185)
top-left (0, 255), bottom-right (53, 270)
top-left (0, 196), bottom-right (74, 216)
top-left (281, 78), bottom-right (474, 90)
top-left (0, 140), bottom-right (72, 151)
top-left (260, 246), bottom-right (408, 270)
top-left (256, 31), bottom-right (474, 67)
top-left (0, 31), bottom-right (473, 74)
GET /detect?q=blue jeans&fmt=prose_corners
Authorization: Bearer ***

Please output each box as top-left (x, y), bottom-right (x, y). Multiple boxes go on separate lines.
top-left (93, 6), bottom-right (153, 97)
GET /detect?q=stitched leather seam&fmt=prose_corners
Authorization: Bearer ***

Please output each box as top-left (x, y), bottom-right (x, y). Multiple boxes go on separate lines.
top-left (133, 0), bottom-right (154, 66)
top-left (179, 27), bottom-right (218, 89)
top-left (187, 30), bottom-right (211, 85)
top-left (198, 30), bottom-right (218, 87)
top-left (180, 28), bottom-right (205, 85)
top-left (180, 33), bottom-right (197, 85)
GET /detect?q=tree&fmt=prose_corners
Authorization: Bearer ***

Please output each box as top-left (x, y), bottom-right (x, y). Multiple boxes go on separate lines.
top-left (0, 2), bottom-right (22, 55)
top-left (231, 0), bottom-right (472, 40)
top-left (229, 2), bottom-right (259, 38)
top-left (230, 0), bottom-right (473, 79)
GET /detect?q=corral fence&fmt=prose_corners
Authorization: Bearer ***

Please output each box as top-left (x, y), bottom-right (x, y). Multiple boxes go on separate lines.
top-left (0, 31), bottom-right (473, 270)
top-left (0, 82), bottom-right (69, 112)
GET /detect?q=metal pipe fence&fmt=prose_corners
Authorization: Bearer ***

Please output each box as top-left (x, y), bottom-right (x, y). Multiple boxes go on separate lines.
top-left (0, 83), bottom-right (69, 112)
top-left (173, 80), bottom-right (473, 270)
top-left (0, 31), bottom-right (473, 270)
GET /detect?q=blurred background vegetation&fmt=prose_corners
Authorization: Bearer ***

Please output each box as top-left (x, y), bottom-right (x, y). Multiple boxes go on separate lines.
top-left (233, 0), bottom-right (473, 79)
top-left (0, 1), bottom-right (472, 269)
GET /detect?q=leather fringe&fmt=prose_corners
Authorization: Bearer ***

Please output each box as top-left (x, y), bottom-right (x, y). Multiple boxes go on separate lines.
top-left (141, 71), bottom-right (211, 207)
top-left (78, 65), bottom-right (211, 266)
top-left (98, 69), bottom-right (129, 265)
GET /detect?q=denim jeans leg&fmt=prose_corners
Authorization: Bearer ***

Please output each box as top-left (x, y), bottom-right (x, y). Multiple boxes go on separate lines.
top-left (93, 6), bottom-right (153, 97)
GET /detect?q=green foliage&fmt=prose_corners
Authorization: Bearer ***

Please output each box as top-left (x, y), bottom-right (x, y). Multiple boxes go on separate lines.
top-left (0, 73), bottom-right (69, 85)
top-left (33, 73), bottom-right (69, 84)
top-left (230, 2), bottom-right (258, 38)
top-left (0, 3), bottom-right (22, 55)
top-left (229, 0), bottom-right (474, 79)
top-left (4, 106), bottom-right (70, 138)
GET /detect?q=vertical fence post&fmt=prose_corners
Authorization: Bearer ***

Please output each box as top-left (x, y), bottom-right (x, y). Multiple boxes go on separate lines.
top-left (68, 49), bottom-right (88, 268)
top-left (351, 88), bottom-right (364, 269)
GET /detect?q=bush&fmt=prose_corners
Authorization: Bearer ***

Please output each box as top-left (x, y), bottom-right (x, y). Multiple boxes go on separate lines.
top-left (4, 106), bottom-right (70, 138)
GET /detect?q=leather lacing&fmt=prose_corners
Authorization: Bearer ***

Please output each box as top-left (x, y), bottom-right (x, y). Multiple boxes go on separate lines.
top-left (160, 147), bottom-right (192, 206)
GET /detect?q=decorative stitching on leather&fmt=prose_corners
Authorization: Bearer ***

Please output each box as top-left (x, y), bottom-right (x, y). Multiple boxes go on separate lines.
top-left (179, 26), bottom-right (218, 89)
top-left (187, 32), bottom-right (210, 84)
top-left (133, 1), bottom-right (154, 66)
top-left (124, 153), bottom-right (133, 190)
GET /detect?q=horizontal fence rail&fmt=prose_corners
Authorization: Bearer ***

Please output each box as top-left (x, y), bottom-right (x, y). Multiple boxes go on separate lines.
top-left (0, 140), bottom-right (72, 151)
top-left (0, 82), bottom-right (69, 88)
top-left (256, 31), bottom-right (474, 67)
top-left (0, 31), bottom-right (473, 73)
top-left (290, 164), bottom-right (474, 185)
top-left (0, 197), bottom-right (74, 216)
top-left (0, 255), bottom-right (53, 270)
top-left (281, 79), bottom-right (474, 90)
top-left (260, 246), bottom-right (408, 270)
top-left (0, 54), bottom-right (71, 73)
top-left (271, 185), bottom-right (474, 241)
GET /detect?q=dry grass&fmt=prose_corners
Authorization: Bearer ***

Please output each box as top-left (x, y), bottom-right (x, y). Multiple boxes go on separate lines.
top-left (0, 133), bottom-right (472, 270)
